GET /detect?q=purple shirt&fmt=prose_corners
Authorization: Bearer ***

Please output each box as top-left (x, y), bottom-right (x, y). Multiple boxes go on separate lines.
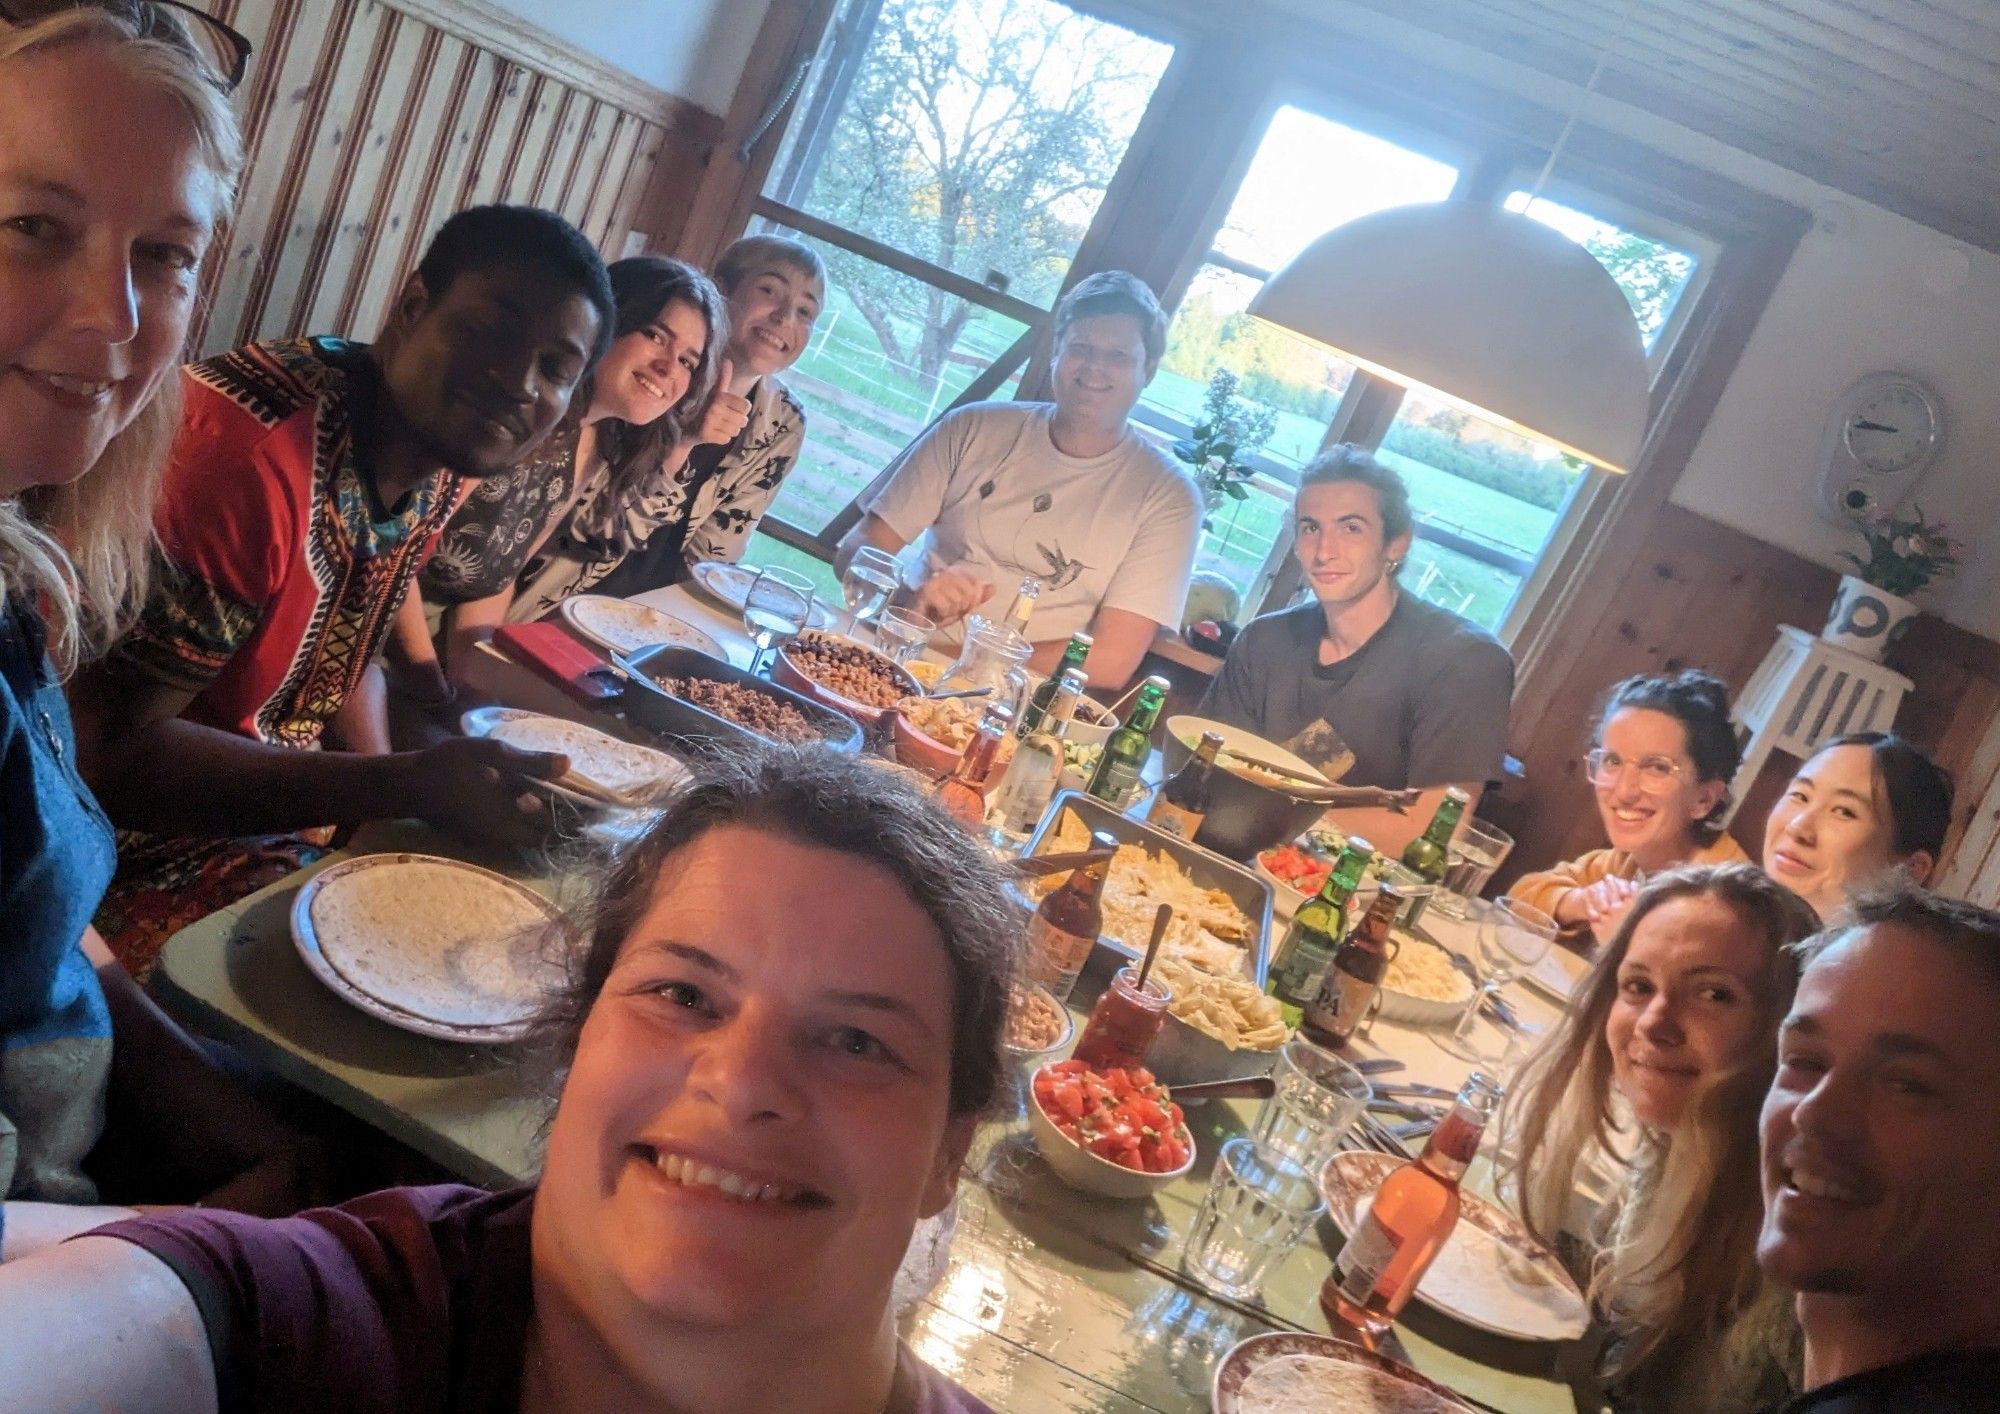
top-left (97, 1184), bottom-right (992, 1414)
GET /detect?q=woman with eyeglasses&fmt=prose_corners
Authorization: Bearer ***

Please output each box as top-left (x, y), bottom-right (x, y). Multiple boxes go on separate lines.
top-left (1513, 671), bottom-right (1750, 949)
top-left (0, 3), bottom-right (306, 1258)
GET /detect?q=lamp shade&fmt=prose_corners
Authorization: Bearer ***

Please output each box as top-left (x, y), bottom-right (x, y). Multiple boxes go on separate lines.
top-left (1247, 201), bottom-right (1650, 472)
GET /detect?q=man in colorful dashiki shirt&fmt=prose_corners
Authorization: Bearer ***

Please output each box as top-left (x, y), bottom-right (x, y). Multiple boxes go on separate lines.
top-left (72, 206), bottom-right (614, 974)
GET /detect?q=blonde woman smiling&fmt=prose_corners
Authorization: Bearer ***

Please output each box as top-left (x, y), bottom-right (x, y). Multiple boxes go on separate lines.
top-left (1502, 864), bottom-right (1819, 1412)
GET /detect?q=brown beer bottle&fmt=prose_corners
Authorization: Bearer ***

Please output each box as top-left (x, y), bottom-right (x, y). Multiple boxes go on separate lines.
top-left (1300, 885), bottom-right (1403, 1048)
top-left (1028, 829), bottom-right (1116, 1002)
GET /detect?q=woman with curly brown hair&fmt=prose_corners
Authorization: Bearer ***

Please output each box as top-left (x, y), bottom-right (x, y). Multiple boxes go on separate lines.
top-left (1501, 863), bottom-right (1821, 1412)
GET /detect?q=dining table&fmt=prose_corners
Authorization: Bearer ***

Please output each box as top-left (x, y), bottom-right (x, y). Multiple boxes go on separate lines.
top-left (149, 577), bottom-right (1591, 1413)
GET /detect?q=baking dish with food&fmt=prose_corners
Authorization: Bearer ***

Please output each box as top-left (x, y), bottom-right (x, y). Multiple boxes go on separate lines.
top-left (617, 645), bottom-right (863, 754)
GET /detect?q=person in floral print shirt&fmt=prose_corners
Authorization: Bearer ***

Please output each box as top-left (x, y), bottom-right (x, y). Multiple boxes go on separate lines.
top-left (515, 234), bottom-right (825, 612)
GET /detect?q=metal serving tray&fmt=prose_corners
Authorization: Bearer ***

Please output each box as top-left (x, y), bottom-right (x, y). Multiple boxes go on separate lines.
top-left (1022, 793), bottom-right (1280, 1084)
top-left (1023, 792), bottom-right (1272, 982)
top-left (614, 644), bottom-right (863, 755)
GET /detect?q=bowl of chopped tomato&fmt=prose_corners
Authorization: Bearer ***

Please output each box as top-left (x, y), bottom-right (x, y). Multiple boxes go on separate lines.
top-left (1028, 1059), bottom-right (1196, 1199)
top-left (1256, 841), bottom-right (1330, 919)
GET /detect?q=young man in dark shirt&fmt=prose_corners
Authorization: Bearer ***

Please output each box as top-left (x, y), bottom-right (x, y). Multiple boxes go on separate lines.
top-left (1757, 884), bottom-right (2000, 1412)
top-left (1199, 444), bottom-right (1513, 853)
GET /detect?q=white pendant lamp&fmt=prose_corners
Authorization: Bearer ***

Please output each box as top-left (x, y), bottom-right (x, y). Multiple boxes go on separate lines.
top-left (1249, 0), bottom-right (1650, 472)
top-left (1246, 200), bottom-right (1650, 471)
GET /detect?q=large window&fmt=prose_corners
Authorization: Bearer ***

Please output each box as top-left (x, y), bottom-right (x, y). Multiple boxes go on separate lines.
top-left (727, 1), bottom-right (1751, 642)
top-left (746, 0), bottom-right (1174, 556)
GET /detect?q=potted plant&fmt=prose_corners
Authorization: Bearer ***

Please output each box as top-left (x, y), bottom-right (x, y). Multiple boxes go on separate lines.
top-left (1823, 505), bottom-right (1966, 660)
top-left (1172, 368), bottom-right (1277, 518)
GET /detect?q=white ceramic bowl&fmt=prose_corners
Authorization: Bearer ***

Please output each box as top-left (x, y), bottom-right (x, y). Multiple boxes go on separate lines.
top-left (1002, 985), bottom-right (1075, 1068)
top-left (1375, 933), bottom-right (1477, 1026)
top-left (1027, 1064), bottom-right (1196, 1200)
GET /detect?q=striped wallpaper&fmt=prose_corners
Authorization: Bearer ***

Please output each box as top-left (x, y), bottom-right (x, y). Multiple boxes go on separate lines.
top-left (182, 0), bottom-right (707, 356)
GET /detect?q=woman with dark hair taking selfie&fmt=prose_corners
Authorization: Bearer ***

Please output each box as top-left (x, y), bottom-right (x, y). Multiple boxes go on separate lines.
top-left (0, 746), bottom-right (1015, 1412)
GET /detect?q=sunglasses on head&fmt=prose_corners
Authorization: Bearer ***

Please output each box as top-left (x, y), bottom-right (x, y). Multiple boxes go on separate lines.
top-left (0, 0), bottom-right (251, 91)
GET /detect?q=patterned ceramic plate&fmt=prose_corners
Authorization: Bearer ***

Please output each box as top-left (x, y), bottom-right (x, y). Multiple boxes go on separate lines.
top-left (560, 595), bottom-right (722, 660)
top-left (1214, 1332), bottom-right (1477, 1413)
top-left (687, 560), bottom-right (837, 628)
top-left (1319, 1151), bottom-right (1589, 1342)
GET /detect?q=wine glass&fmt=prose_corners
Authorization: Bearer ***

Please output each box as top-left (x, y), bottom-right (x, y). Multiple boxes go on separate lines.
top-left (1440, 897), bottom-right (1557, 1065)
top-left (840, 546), bottom-right (900, 641)
top-left (741, 566), bottom-right (813, 676)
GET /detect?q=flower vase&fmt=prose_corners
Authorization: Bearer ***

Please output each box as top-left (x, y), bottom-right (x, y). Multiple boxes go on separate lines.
top-left (1821, 573), bottom-right (1919, 661)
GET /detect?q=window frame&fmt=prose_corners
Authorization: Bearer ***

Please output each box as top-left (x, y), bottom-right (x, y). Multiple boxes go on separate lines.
top-left (701, 0), bottom-right (1805, 658)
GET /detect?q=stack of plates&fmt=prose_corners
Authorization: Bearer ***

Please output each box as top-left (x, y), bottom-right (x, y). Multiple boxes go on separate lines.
top-left (292, 854), bottom-right (568, 1043)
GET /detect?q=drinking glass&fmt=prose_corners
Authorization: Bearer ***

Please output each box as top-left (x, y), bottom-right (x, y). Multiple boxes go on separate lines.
top-left (840, 546), bottom-right (900, 641)
top-left (1250, 1036), bottom-right (1372, 1171)
top-left (1440, 897), bottom-right (1557, 1065)
top-left (1181, 1138), bottom-right (1326, 1302)
top-left (741, 566), bottom-right (813, 676)
top-left (1430, 818), bottom-right (1516, 919)
top-left (874, 606), bottom-right (936, 664)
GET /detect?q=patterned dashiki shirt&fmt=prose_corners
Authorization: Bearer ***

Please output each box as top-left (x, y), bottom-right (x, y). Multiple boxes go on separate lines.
top-left (96, 338), bottom-right (460, 973)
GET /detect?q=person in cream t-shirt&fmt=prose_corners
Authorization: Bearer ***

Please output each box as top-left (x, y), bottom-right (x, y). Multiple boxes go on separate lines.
top-left (837, 272), bottom-right (1201, 691)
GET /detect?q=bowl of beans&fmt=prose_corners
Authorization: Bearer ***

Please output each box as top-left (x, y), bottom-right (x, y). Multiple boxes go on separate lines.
top-left (774, 630), bottom-right (923, 727)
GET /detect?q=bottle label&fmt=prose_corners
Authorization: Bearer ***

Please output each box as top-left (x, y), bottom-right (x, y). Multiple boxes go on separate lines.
top-left (1146, 799), bottom-right (1203, 840)
top-left (1334, 1209), bottom-right (1398, 1304)
top-left (1089, 757), bottom-right (1144, 807)
top-left (1026, 912), bottom-right (1095, 990)
top-left (1303, 962), bottom-right (1376, 1041)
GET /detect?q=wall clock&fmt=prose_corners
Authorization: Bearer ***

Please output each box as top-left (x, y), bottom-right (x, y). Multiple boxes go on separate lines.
top-left (1814, 372), bottom-right (1944, 524)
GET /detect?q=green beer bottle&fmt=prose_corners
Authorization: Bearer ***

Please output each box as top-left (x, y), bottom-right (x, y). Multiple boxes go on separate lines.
top-left (1265, 838), bottom-right (1376, 1028)
top-left (1084, 676), bottom-right (1168, 809)
top-left (1019, 633), bottom-right (1092, 736)
top-left (1401, 787), bottom-right (1469, 885)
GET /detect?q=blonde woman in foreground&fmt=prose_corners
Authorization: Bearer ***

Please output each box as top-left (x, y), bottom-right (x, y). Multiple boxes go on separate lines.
top-left (0, 2), bottom-right (303, 1259)
top-left (1501, 864), bottom-right (1820, 1411)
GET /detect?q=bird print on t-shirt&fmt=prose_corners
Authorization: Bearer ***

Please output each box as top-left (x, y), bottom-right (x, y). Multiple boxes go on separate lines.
top-left (979, 479), bottom-right (1090, 592)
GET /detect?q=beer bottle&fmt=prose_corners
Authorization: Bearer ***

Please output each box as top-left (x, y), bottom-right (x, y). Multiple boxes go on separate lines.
top-left (1084, 676), bottom-right (1168, 809)
top-left (1029, 829), bottom-right (1117, 1000)
top-left (1019, 633), bottom-right (1092, 736)
top-left (1301, 886), bottom-right (1402, 1048)
top-left (1148, 730), bottom-right (1223, 841)
top-left (1264, 838), bottom-right (1375, 1028)
top-left (1322, 1072), bottom-right (1504, 1340)
top-left (985, 669), bottom-right (1084, 846)
top-left (931, 702), bottom-right (1012, 829)
top-left (1002, 575), bottom-right (1040, 639)
top-left (1401, 787), bottom-right (1469, 884)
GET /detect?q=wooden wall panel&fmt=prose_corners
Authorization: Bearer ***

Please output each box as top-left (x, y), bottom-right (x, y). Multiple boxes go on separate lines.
top-left (1490, 505), bottom-right (2000, 908)
top-left (181, 0), bottom-right (714, 357)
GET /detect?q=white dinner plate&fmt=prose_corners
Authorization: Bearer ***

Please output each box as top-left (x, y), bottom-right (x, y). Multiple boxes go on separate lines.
top-left (687, 560), bottom-right (837, 629)
top-left (1522, 945), bottom-right (1590, 1004)
top-left (1214, 1331), bottom-right (1478, 1413)
top-left (291, 854), bottom-right (568, 1045)
top-left (559, 595), bottom-right (722, 660)
top-left (459, 706), bottom-right (688, 807)
top-left (1319, 1150), bottom-right (1590, 1342)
